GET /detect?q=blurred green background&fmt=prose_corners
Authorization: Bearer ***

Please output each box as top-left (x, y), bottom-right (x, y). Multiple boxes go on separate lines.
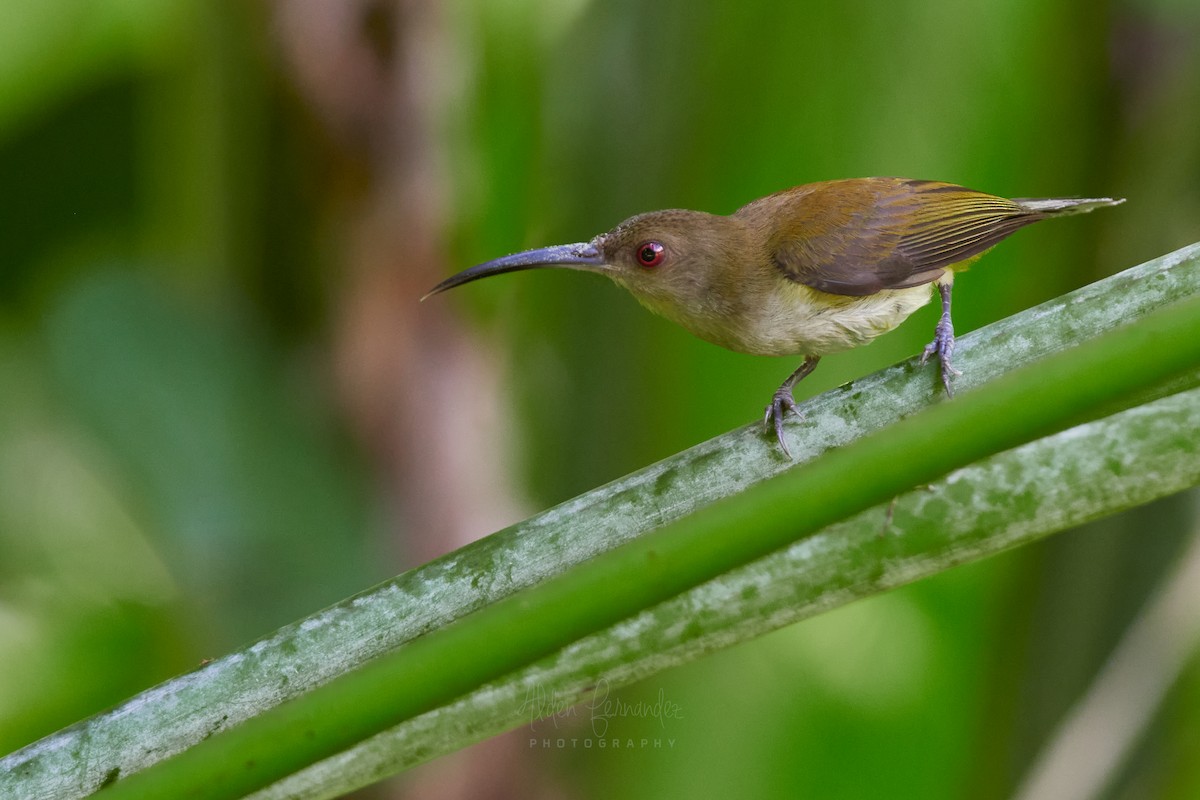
top-left (2, 1), bottom-right (1199, 798)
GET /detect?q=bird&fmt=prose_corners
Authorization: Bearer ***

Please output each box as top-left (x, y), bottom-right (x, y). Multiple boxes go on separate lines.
top-left (424, 177), bottom-right (1123, 457)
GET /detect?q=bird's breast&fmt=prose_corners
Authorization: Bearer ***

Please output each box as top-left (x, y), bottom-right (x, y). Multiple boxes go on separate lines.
top-left (619, 261), bottom-right (933, 358)
top-left (713, 282), bottom-right (933, 357)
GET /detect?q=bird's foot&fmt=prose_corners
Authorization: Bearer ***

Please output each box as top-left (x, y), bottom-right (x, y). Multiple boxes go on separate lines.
top-left (920, 315), bottom-right (961, 396)
top-left (763, 389), bottom-right (803, 459)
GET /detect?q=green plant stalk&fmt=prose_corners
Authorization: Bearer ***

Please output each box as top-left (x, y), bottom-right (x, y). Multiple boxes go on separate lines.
top-left (88, 289), bottom-right (1200, 799)
top-left (2, 244), bottom-right (1198, 799)
top-left (256, 387), bottom-right (1200, 800)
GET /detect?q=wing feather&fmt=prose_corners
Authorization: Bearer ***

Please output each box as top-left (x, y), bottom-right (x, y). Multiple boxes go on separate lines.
top-left (744, 178), bottom-right (1042, 297)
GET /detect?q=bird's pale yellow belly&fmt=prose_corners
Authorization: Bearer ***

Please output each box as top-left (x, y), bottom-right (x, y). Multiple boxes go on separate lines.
top-left (706, 282), bottom-right (934, 357)
top-left (736, 282), bottom-right (933, 356)
top-left (628, 273), bottom-right (935, 358)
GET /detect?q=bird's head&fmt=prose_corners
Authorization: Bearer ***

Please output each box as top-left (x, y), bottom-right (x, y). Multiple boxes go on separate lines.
top-left (423, 210), bottom-right (754, 328)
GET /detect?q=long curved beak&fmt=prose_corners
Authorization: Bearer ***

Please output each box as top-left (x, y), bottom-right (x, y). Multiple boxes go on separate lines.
top-left (422, 242), bottom-right (606, 301)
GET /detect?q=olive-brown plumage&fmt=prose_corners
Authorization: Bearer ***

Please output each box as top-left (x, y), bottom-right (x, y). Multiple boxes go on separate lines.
top-left (425, 177), bottom-right (1123, 456)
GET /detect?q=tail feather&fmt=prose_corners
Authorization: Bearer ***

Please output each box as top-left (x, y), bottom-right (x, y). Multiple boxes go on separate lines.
top-left (1014, 196), bottom-right (1125, 216)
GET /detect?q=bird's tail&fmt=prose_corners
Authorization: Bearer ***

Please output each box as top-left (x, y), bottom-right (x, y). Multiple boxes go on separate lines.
top-left (1014, 196), bottom-right (1126, 216)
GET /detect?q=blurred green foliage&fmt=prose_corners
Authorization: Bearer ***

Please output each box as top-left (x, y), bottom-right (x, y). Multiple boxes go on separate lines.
top-left (0, 0), bottom-right (382, 757)
top-left (1, 0), bottom-right (1199, 798)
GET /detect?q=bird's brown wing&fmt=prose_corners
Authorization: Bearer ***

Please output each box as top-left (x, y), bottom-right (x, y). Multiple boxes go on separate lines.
top-left (749, 178), bottom-right (1041, 297)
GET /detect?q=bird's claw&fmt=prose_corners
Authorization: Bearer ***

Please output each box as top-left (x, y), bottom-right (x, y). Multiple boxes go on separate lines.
top-left (921, 316), bottom-right (960, 396)
top-left (764, 391), bottom-right (803, 459)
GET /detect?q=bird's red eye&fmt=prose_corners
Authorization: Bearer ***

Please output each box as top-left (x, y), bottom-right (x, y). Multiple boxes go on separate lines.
top-left (637, 241), bottom-right (665, 267)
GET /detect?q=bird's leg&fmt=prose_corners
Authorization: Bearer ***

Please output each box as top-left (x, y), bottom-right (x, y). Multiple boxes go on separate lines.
top-left (920, 281), bottom-right (961, 396)
top-left (763, 355), bottom-right (820, 458)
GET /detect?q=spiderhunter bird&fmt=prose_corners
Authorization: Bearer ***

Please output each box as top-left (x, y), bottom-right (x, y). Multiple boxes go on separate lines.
top-left (425, 177), bottom-right (1123, 456)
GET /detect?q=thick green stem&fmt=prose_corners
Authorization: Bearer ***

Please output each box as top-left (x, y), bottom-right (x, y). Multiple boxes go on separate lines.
top-left (259, 388), bottom-right (1199, 800)
top-left (87, 284), bottom-right (1200, 797)
top-left (2, 244), bottom-right (1198, 800)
